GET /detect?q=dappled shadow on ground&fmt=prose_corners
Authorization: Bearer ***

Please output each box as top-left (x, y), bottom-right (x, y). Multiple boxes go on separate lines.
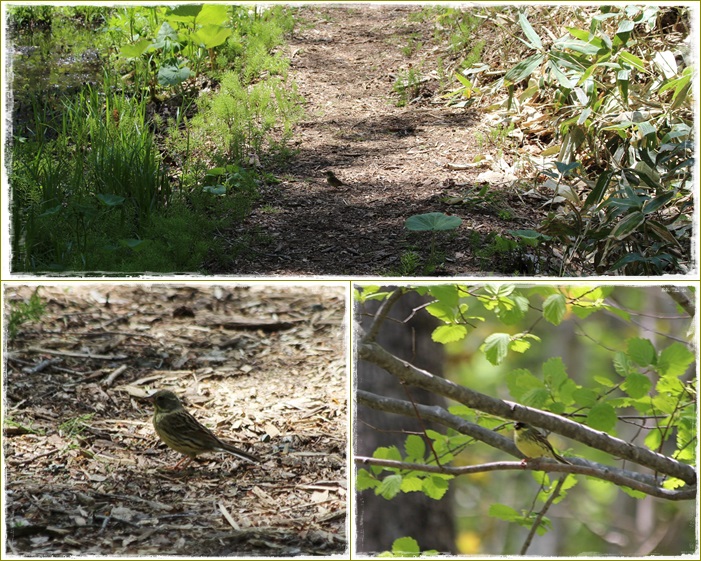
top-left (4, 284), bottom-right (347, 556)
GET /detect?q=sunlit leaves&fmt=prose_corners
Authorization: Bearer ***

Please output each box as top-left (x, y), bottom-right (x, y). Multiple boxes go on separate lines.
top-left (657, 342), bottom-right (694, 377)
top-left (627, 337), bottom-right (656, 366)
top-left (621, 373), bottom-right (651, 399)
top-left (543, 293), bottom-right (567, 324)
top-left (586, 402), bottom-right (617, 431)
top-left (358, 435), bottom-right (455, 501)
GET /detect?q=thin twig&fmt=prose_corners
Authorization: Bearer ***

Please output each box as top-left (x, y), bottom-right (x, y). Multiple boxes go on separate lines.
top-left (520, 475), bottom-right (567, 555)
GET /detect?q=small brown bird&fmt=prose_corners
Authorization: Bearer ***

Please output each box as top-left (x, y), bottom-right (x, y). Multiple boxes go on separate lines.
top-left (150, 389), bottom-right (260, 469)
top-left (325, 170), bottom-right (345, 187)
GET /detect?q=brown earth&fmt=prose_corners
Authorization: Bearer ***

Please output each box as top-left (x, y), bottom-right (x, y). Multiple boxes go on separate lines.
top-left (4, 284), bottom-right (346, 556)
top-left (225, 5), bottom-right (544, 276)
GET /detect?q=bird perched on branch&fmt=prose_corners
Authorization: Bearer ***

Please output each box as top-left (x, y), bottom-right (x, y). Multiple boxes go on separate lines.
top-left (150, 389), bottom-right (260, 469)
top-left (513, 422), bottom-right (570, 464)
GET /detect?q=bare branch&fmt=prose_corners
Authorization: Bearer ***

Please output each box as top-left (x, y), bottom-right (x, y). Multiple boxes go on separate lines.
top-left (361, 287), bottom-right (405, 343)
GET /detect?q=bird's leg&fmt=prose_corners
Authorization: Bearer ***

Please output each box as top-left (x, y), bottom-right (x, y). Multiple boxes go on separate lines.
top-left (170, 456), bottom-right (194, 470)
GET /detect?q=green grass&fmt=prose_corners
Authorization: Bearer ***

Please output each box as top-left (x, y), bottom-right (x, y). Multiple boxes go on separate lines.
top-left (10, 5), bottom-right (303, 273)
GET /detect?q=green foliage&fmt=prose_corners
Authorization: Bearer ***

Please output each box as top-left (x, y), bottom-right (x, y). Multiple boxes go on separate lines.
top-left (404, 212), bottom-right (462, 273)
top-left (11, 78), bottom-right (171, 271)
top-left (452, 6), bottom-right (693, 274)
top-left (392, 66), bottom-right (424, 106)
top-left (190, 70), bottom-right (303, 165)
top-left (10, 4), bottom-right (299, 273)
top-left (358, 285), bottom-right (695, 554)
top-left (377, 536), bottom-right (439, 557)
top-left (59, 413), bottom-right (95, 439)
top-left (357, 434), bottom-right (455, 501)
top-left (6, 290), bottom-right (46, 339)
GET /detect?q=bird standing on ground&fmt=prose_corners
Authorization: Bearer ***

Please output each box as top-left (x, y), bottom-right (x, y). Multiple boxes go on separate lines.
top-left (325, 170), bottom-right (345, 187)
top-left (150, 389), bottom-right (260, 469)
top-left (513, 421), bottom-right (571, 464)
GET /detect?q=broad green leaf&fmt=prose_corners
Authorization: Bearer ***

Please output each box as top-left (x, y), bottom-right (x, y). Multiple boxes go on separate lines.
top-left (586, 402), bottom-right (617, 431)
top-left (392, 537), bottom-right (420, 556)
top-left (428, 284), bottom-right (461, 309)
top-left (509, 338), bottom-right (532, 354)
top-left (622, 372), bottom-right (651, 399)
top-left (119, 38), bottom-right (152, 58)
top-left (377, 474), bottom-right (403, 499)
top-left (521, 387), bottom-right (549, 408)
top-left (593, 375), bottom-right (616, 388)
top-left (400, 475), bottom-right (424, 493)
top-left (657, 342), bottom-right (694, 377)
top-left (543, 293), bottom-right (567, 325)
top-left (506, 368), bottom-right (544, 401)
top-left (495, 294), bottom-right (530, 325)
top-left (425, 301), bottom-right (457, 322)
top-left (613, 351), bottom-right (634, 376)
top-left (423, 474), bottom-right (451, 500)
top-left (191, 24), bottom-right (233, 49)
top-left (482, 333), bottom-right (511, 365)
top-left (432, 324), bottom-right (468, 344)
top-left (374, 446), bottom-right (402, 462)
top-left (196, 4), bottom-right (230, 25)
top-left (356, 469), bottom-right (380, 490)
top-left (489, 503), bottom-right (521, 522)
top-left (543, 357), bottom-right (568, 391)
top-left (405, 435), bottom-right (426, 461)
top-left (662, 477), bottom-right (686, 490)
top-left (627, 338), bottom-right (656, 366)
top-left (405, 212), bottom-right (462, 231)
top-left (158, 64), bottom-right (192, 87)
top-left (644, 429), bottom-right (662, 450)
top-left (204, 185), bottom-right (227, 195)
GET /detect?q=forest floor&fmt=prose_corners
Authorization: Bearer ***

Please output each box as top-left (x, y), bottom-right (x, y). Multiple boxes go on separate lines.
top-left (225, 4), bottom-right (547, 276)
top-left (4, 284), bottom-right (347, 556)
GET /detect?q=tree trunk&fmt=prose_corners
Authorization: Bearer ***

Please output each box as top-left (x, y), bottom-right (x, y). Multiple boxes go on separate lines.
top-left (356, 290), bottom-right (456, 554)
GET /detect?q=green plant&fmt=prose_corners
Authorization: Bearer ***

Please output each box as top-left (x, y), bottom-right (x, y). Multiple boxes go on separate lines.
top-left (393, 66), bottom-right (423, 107)
top-left (455, 6), bottom-right (693, 274)
top-left (6, 289), bottom-right (45, 339)
top-left (109, 4), bottom-right (236, 97)
top-left (405, 212), bottom-right (462, 273)
top-left (3, 418), bottom-right (46, 436)
top-left (396, 250), bottom-right (422, 276)
top-left (11, 74), bottom-right (172, 271)
top-left (379, 537), bottom-right (439, 557)
top-left (59, 413), bottom-right (95, 439)
top-left (188, 69), bottom-right (303, 166)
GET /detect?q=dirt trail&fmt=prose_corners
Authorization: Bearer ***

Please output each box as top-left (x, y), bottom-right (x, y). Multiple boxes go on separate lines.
top-left (228, 5), bottom-right (531, 276)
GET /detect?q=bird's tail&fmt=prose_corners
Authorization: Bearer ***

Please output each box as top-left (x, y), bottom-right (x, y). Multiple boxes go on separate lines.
top-left (220, 442), bottom-right (260, 463)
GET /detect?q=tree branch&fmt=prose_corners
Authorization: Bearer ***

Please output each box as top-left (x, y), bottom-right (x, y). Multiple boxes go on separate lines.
top-left (354, 457), bottom-right (696, 501)
top-left (358, 389), bottom-right (681, 490)
top-left (358, 341), bottom-right (697, 486)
